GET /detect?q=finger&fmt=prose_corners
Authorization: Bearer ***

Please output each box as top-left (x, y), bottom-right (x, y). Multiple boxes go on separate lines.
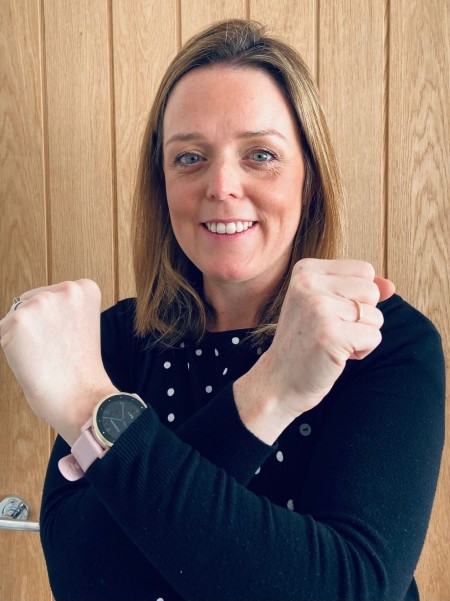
top-left (374, 276), bottom-right (395, 302)
top-left (19, 279), bottom-right (100, 304)
top-left (19, 282), bottom-right (70, 302)
top-left (340, 298), bottom-right (384, 328)
top-left (344, 322), bottom-right (383, 360)
top-left (1, 297), bottom-right (25, 330)
top-left (295, 258), bottom-right (376, 281)
top-left (326, 275), bottom-right (381, 306)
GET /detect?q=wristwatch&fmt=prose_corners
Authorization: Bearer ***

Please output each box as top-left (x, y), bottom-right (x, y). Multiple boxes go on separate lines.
top-left (58, 392), bottom-right (147, 481)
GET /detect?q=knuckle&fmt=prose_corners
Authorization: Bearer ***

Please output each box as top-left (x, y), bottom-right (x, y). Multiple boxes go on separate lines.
top-left (60, 280), bottom-right (78, 296)
top-left (307, 294), bottom-right (330, 316)
top-left (374, 307), bottom-right (384, 328)
top-left (315, 325), bottom-right (336, 349)
top-left (368, 328), bottom-right (383, 351)
top-left (374, 329), bottom-right (383, 345)
top-left (34, 290), bottom-right (53, 307)
top-left (360, 261), bottom-right (376, 281)
top-left (77, 278), bottom-right (101, 297)
top-left (369, 281), bottom-right (381, 305)
top-left (292, 258), bottom-right (316, 275)
top-left (292, 270), bottom-right (318, 294)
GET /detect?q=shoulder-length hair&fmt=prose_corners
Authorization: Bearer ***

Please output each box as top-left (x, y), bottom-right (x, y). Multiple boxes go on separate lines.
top-left (132, 18), bottom-right (346, 347)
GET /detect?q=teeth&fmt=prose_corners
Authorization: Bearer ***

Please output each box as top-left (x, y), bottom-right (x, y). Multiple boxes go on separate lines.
top-left (205, 221), bottom-right (254, 235)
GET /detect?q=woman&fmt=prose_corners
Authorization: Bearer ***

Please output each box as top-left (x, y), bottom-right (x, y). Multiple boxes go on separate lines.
top-left (0, 19), bottom-right (444, 601)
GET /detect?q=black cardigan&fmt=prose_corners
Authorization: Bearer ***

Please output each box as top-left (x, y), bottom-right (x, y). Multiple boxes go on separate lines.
top-left (40, 294), bottom-right (445, 601)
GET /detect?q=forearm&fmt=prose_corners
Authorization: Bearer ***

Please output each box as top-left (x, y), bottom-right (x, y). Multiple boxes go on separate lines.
top-left (232, 356), bottom-right (300, 445)
top-left (84, 402), bottom-right (426, 601)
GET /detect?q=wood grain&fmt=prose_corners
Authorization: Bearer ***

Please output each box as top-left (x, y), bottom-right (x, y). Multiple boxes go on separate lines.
top-left (1, 1), bottom-right (449, 599)
top-left (43, 0), bottom-right (115, 310)
top-left (249, 0), bottom-right (316, 75)
top-left (112, 0), bottom-right (178, 301)
top-left (0, 0), bottom-right (51, 599)
top-left (388, 1), bottom-right (450, 598)
top-left (180, 0), bottom-right (245, 44)
top-left (319, 0), bottom-right (385, 272)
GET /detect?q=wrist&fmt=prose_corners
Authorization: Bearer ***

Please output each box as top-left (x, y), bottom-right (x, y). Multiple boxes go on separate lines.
top-left (233, 365), bottom-right (300, 445)
top-left (62, 383), bottom-right (120, 447)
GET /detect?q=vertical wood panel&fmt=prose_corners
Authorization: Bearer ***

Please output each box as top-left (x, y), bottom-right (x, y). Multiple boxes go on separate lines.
top-left (112, 0), bottom-right (178, 300)
top-left (319, 1), bottom-right (385, 272)
top-left (0, 0), bottom-right (51, 599)
top-left (250, 0), bottom-right (316, 76)
top-left (43, 0), bottom-right (115, 309)
top-left (388, 1), bottom-right (450, 597)
top-left (1, 2), bottom-right (449, 599)
top-left (180, 0), bottom-right (244, 43)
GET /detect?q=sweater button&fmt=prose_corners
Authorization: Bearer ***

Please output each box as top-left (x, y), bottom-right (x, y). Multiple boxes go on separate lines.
top-left (299, 423), bottom-right (311, 436)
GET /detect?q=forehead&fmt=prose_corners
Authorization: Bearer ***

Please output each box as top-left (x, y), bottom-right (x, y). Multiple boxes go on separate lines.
top-left (163, 65), bottom-right (299, 140)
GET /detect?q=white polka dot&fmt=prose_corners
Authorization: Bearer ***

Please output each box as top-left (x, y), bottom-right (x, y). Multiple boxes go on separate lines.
top-left (164, 361), bottom-right (171, 369)
top-left (256, 347), bottom-right (263, 355)
top-left (223, 367), bottom-right (228, 375)
top-left (287, 499), bottom-right (295, 511)
top-left (255, 467), bottom-right (261, 475)
top-left (156, 598), bottom-right (164, 601)
top-left (195, 349), bottom-right (202, 356)
top-left (167, 413), bottom-right (175, 422)
top-left (205, 385), bottom-right (213, 393)
top-left (276, 451), bottom-right (284, 462)
top-left (232, 337), bottom-right (240, 345)
top-left (180, 342), bottom-right (185, 348)
top-left (214, 348), bottom-right (219, 356)
top-left (187, 362), bottom-right (190, 370)
top-left (167, 388), bottom-right (175, 396)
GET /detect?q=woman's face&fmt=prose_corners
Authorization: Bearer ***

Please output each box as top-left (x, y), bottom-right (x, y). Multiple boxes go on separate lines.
top-left (163, 65), bottom-right (305, 294)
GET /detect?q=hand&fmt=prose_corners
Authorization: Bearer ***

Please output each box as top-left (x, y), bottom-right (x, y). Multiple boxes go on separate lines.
top-left (234, 259), bottom-right (395, 444)
top-left (0, 280), bottom-right (117, 445)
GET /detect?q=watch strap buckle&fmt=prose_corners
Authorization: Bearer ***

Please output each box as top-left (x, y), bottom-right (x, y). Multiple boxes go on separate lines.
top-left (58, 430), bottom-right (108, 481)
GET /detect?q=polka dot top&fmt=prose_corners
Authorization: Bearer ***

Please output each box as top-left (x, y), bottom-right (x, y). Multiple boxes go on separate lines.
top-left (40, 296), bottom-right (445, 601)
top-left (146, 329), bottom-right (266, 429)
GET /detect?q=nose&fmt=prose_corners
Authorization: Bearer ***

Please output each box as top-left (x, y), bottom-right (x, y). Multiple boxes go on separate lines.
top-left (205, 159), bottom-right (243, 201)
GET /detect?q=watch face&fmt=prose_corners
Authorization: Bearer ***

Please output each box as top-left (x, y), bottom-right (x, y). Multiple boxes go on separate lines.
top-left (95, 394), bottom-right (146, 446)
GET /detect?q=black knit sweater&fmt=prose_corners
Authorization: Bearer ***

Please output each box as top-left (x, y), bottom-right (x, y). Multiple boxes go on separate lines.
top-left (40, 294), bottom-right (445, 601)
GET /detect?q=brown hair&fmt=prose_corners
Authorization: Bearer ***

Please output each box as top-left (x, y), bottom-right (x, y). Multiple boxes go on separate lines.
top-left (132, 19), bottom-right (346, 346)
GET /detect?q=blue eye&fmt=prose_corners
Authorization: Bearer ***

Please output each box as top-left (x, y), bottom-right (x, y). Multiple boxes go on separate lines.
top-left (250, 150), bottom-right (275, 162)
top-left (175, 152), bottom-right (202, 165)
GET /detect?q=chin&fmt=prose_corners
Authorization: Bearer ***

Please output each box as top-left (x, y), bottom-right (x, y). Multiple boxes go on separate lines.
top-left (204, 265), bottom-right (254, 284)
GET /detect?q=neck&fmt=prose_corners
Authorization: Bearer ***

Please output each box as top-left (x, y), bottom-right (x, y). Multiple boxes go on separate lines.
top-left (204, 279), bottom-right (273, 332)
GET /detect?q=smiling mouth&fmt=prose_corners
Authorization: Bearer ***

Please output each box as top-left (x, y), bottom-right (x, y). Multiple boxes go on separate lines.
top-left (204, 221), bottom-right (255, 235)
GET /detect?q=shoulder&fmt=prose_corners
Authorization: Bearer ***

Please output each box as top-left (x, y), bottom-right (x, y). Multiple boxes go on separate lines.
top-left (346, 293), bottom-right (446, 416)
top-left (377, 293), bottom-right (443, 356)
top-left (100, 297), bottom-right (158, 390)
top-left (101, 297), bottom-right (136, 331)
top-left (329, 293), bottom-right (446, 455)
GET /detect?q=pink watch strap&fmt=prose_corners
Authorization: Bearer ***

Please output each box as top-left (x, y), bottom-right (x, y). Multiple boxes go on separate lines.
top-left (58, 424), bottom-right (108, 481)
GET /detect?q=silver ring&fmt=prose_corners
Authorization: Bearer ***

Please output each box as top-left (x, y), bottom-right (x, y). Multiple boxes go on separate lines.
top-left (9, 297), bottom-right (23, 314)
top-left (352, 299), bottom-right (363, 322)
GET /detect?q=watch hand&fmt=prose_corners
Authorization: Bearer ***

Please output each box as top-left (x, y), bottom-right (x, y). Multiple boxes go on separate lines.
top-left (104, 416), bottom-right (125, 424)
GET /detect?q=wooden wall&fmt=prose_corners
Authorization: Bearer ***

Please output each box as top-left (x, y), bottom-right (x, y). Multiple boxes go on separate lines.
top-left (1, 1), bottom-right (448, 599)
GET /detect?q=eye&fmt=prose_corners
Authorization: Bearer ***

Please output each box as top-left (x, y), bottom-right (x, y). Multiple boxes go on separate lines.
top-left (174, 152), bottom-right (203, 165)
top-left (249, 149), bottom-right (277, 163)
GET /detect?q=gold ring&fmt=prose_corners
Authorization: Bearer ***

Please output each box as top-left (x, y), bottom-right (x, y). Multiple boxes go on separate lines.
top-left (353, 299), bottom-right (363, 322)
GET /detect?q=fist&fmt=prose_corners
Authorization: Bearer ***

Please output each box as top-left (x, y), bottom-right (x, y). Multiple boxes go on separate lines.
top-left (234, 259), bottom-right (395, 443)
top-left (0, 280), bottom-right (116, 444)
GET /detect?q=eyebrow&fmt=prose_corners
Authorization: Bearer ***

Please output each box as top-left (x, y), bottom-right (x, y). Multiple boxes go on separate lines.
top-left (164, 129), bottom-right (287, 146)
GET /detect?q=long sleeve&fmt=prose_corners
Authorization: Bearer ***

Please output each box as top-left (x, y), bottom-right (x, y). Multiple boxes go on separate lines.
top-left (40, 300), bottom-right (276, 600)
top-left (40, 296), bottom-right (445, 601)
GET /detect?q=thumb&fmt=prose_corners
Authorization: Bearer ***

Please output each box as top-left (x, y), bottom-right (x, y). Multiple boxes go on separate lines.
top-left (374, 276), bottom-right (396, 302)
